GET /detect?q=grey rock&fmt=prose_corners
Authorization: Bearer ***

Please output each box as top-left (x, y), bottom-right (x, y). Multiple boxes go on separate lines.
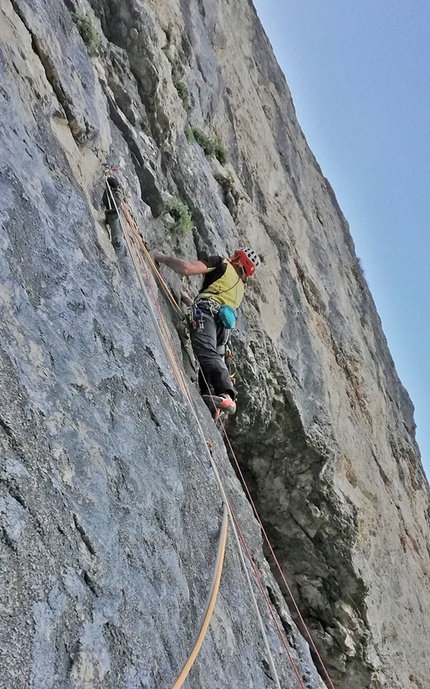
top-left (0, 1), bottom-right (429, 689)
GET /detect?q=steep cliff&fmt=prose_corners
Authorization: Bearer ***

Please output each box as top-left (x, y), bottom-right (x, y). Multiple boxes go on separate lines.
top-left (1, 1), bottom-right (429, 689)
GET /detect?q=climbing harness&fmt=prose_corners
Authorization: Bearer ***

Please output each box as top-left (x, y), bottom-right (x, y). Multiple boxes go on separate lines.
top-left (192, 296), bottom-right (237, 330)
top-left (188, 297), bottom-right (236, 386)
top-left (190, 296), bottom-right (235, 335)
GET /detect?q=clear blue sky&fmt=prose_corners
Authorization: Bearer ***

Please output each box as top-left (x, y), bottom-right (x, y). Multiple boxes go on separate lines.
top-left (252, 0), bottom-right (430, 478)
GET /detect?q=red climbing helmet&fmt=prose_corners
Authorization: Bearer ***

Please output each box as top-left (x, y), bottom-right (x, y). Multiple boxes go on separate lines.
top-left (231, 247), bottom-right (260, 277)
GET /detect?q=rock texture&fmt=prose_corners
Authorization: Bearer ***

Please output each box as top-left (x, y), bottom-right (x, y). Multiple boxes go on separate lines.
top-left (0, 1), bottom-right (429, 688)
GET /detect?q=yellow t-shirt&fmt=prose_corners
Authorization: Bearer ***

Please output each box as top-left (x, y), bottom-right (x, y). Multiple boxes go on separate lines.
top-left (198, 258), bottom-right (244, 310)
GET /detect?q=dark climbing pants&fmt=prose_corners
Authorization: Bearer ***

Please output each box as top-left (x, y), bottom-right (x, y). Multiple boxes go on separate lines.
top-left (190, 307), bottom-right (235, 399)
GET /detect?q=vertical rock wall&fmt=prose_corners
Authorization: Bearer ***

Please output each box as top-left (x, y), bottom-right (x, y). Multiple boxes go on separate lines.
top-left (0, 1), bottom-right (429, 688)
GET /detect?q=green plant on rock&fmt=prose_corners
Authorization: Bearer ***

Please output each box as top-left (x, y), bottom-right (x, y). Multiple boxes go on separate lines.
top-left (169, 199), bottom-right (193, 235)
top-left (191, 127), bottom-right (227, 164)
top-left (191, 127), bottom-right (210, 151)
top-left (174, 79), bottom-right (189, 112)
top-left (212, 139), bottom-right (227, 165)
top-left (214, 172), bottom-right (235, 193)
top-left (185, 125), bottom-right (195, 144)
top-left (72, 13), bottom-right (100, 56)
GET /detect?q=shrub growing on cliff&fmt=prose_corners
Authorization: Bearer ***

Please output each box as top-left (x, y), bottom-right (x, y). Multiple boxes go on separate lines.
top-left (212, 139), bottom-right (227, 165)
top-left (214, 171), bottom-right (235, 193)
top-left (191, 127), bottom-right (210, 151)
top-left (174, 79), bottom-right (189, 112)
top-left (191, 127), bottom-right (227, 164)
top-left (169, 199), bottom-right (193, 235)
top-left (185, 125), bottom-right (195, 144)
top-left (72, 13), bottom-right (100, 56)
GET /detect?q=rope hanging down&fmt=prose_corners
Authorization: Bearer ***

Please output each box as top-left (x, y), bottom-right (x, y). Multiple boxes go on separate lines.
top-left (104, 181), bottom-right (188, 398)
top-left (107, 183), bottom-right (282, 687)
top-left (105, 176), bottom-right (327, 689)
top-left (172, 504), bottom-right (228, 689)
top-left (198, 369), bottom-right (312, 689)
top-left (230, 505), bottom-right (309, 689)
top-left (215, 405), bottom-right (337, 689)
top-left (133, 190), bottom-right (337, 688)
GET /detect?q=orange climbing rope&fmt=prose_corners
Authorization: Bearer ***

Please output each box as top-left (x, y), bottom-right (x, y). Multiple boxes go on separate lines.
top-left (104, 180), bottom-right (240, 686)
top-left (104, 185), bottom-right (188, 399)
top-left (120, 201), bottom-right (182, 317)
top-left (172, 504), bottom-right (228, 689)
top-left (229, 503), bottom-right (309, 689)
top-left (107, 184), bottom-right (283, 686)
top-left (111, 187), bottom-right (282, 681)
top-left (106, 177), bottom-right (333, 688)
top-left (115, 194), bottom-right (195, 408)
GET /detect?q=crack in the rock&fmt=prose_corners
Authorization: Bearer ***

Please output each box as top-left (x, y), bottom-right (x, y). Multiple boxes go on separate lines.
top-left (0, 415), bottom-right (23, 457)
top-left (72, 513), bottom-right (96, 555)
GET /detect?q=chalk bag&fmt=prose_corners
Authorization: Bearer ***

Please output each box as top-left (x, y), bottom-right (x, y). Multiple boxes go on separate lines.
top-left (217, 305), bottom-right (236, 329)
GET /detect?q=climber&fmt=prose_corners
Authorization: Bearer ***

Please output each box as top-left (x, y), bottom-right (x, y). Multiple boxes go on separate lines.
top-left (152, 248), bottom-right (260, 415)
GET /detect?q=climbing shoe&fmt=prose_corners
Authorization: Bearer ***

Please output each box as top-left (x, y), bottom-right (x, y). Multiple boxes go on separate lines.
top-left (202, 393), bottom-right (236, 415)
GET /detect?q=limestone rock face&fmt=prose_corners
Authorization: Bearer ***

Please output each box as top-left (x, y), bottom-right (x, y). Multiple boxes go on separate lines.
top-left (0, 1), bottom-right (429, 689)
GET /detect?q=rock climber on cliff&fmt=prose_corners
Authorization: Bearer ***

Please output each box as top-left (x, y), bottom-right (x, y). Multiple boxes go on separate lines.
top-left (152, 248), bottom-right (260, 415)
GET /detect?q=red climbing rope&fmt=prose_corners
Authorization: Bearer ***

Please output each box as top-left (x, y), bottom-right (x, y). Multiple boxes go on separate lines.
top-left (198, 373), bottom-right (322, 688)
top-left (230, 504), bottom-right (309, 689)
top-left (217, 413), bottom-right (337, 689)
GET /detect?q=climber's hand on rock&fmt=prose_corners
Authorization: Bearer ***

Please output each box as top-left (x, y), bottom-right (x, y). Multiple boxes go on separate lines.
top-left (180, 290), bottom-right (193, 306)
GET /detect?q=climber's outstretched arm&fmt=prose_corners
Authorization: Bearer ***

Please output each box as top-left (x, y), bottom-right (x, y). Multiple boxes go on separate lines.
top-left (153, 251), bottom-right (209, 276)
